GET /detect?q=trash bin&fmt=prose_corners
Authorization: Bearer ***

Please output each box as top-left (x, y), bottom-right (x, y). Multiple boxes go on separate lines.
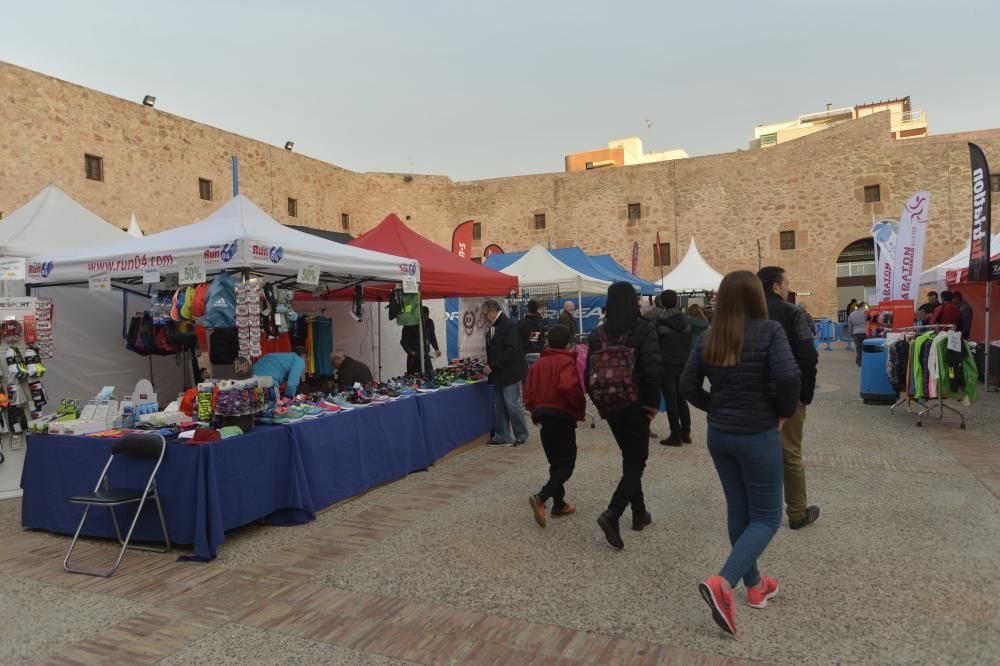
top-left (860, 338), bottom-right (896, 404)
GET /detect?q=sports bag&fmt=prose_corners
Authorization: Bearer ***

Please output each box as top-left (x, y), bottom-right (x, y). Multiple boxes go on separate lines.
top-left (203, 273), bottom-right (237, 328)
top-left (587, 325), bottom-right (640, 417)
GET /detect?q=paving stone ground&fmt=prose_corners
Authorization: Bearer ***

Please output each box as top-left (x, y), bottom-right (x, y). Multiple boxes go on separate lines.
top-left (0, 348), bottom-right (997, 665)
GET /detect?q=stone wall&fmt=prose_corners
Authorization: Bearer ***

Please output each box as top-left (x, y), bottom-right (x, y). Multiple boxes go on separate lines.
top-left (3, 60), bottom-right (999, 316)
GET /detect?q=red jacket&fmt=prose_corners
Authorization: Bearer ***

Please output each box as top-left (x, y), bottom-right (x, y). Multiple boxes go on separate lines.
top-left (930, 303), bottom-right (961, 327)
top-left (524, 347), bottom-right (586, 422)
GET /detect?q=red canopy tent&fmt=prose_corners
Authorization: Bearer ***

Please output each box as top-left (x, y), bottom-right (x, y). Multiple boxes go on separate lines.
top-left (346, 214), bottom-right (518, 298)
top-left (946, 253), bottom-right (1000, 343)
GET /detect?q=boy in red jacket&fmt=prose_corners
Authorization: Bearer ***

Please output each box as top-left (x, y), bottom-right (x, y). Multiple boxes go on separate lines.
top-left (523, 325), bottom-right (587, 527)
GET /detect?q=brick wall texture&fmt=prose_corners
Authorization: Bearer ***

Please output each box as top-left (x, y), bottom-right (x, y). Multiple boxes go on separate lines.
top-left (3, 61), bottom-right (999, 316)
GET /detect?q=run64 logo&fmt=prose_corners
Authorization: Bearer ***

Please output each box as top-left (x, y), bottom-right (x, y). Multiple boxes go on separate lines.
top-left (252, 244), bottom-right (284, 264)
top-left (221, 240), bottom-right (239, 263)
top-left (27, 261), bottom-right (54, 278)
top-left (399, 262), bottom-right (417, 276)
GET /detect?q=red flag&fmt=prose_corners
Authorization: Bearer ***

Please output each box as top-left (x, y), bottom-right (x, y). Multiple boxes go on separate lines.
top-left (451, 220), bottom-right (475, 260)
top-left (483, 244), bottom-right (504, 259)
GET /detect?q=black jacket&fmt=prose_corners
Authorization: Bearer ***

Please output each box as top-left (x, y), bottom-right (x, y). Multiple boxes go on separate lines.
top-left (584, 318), bottom-right (662, 413)
top-left (517, 313), bottom-right (547, 354)
top-left (647, 307), bottom-right (692, 376)
top-left (680, 319), bottom-right (801, 434)
top-left (765, 292), bottom-right (818, 405)
top-left (486, 312), bottom-right (528, 387)
top-left (336, 356), bottom-right (373, 389)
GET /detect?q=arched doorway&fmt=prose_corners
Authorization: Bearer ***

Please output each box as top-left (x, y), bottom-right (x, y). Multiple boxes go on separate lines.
top-left (836, 238), bottom-right (875, 310)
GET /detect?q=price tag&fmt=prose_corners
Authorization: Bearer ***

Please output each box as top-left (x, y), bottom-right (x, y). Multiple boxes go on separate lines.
top-left (297, 263), bottom-right (320, 286)
top-left (179, 260), bottom-right (206, 285)
top-left (403, 276), bottom-right (419, 293)
top-left (0, 257), bottom-right (26, 280)
top-left (142, 266), bottom-right (161, 284)
top-left (946, 331), bottom-right (962, 352)
top-left (88, 271), bottom-right (112, 292)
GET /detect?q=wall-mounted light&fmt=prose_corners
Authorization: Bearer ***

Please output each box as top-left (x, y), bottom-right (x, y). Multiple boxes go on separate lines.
top-left (284, 141), bottom-right (294, 151)
top-left (142, 95), bottom-right (156, 108)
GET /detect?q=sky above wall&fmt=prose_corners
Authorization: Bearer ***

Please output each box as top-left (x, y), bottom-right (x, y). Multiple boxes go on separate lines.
top-left (2, 1), bottom-right (997, 181)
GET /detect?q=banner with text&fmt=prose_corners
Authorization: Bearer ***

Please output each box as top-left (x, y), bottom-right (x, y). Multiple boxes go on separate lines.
top-left (968, 143), bottom-right (992, 282)
top-left (871, 217), bottom-right (899, 304)
top-left (451, 220), bottom-right (475, 260)
top-left (891, 191), bottom-right (931, 302)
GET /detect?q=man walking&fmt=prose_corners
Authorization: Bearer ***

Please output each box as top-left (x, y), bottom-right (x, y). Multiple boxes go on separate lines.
top-left (847, 302), bottom-right (868, 366)
top-left (758, 266), bottom-right (820, 530)
top-left (483, 300), bottom-right (530, 447)
top-left (647, 290), bottom-right (693, 446)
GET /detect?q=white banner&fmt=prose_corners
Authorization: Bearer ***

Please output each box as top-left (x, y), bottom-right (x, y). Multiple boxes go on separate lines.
top-left (871, 218), bottom-right (898, 304)
top-left (891, 191), bottom-right (931, 302)
top-left (455, 297), bottom-right (493, 361)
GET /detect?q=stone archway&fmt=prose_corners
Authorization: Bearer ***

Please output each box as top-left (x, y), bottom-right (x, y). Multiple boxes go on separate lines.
top-left (835, 238), bottom-right (875, 311)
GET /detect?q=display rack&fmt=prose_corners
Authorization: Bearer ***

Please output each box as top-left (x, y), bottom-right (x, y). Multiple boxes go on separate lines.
top-left (888, 324), bottom-right (968, 429)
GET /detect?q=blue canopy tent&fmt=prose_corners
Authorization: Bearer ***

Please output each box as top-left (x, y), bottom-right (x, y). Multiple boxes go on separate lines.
top-left (586, 253), bottom-right (661, 296)
top-left (482, 252), bottom-right (524, 272)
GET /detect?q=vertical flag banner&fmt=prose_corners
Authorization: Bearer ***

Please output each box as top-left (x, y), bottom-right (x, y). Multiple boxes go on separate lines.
top-left (451, 220), bottom-right (475, 260)
top-left (871, 217), bottom-right (899, 304)
top-left (891, 191), bottom-right (931, 302)
top-left (968, 144), bottom-right (992, 282)
top-left (631, 241), bottom-right (640, 275)
top-left (483, 244), bottom-right (504, 260)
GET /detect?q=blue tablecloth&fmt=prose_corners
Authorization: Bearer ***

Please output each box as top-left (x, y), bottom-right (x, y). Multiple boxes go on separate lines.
top-left (20, 382), bottom-right (494, 561)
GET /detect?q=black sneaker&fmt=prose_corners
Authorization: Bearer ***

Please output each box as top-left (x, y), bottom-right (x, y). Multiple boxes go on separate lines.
top-left (597, 510), bottom-right (624, 550)
top-left (486, 440), bottom-right (513, 447)
top-left (513, 440), bottom-right (527, 447)
top-left (632, 511), bottom-right (652, 531)
top-left (660, 435), bottom-right (682, 447)
top-left (789, 505), bottom-right (820, 530)
top-left (681, 430), bottom-right (692, 444)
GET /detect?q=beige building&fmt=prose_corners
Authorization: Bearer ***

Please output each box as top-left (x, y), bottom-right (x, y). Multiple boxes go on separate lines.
top-left (1, 61), bottom-right (997, 317)
top-left (564, 137), bottom-right (688, 172)
top-left (751, 96), bottom-right (928, 148)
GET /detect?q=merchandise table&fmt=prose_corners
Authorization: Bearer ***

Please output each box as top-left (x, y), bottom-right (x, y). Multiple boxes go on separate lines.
top-left (20, 382), bottom-right (495, 561)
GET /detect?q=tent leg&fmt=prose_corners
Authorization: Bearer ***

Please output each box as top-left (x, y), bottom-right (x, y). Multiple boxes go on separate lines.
top-left (377, 300), bottom-right (382, 383)
top-left (577, 289), bottom-right (583, 335)
top-left (986, 281), bottom-right (992, 392)
top-left (418, 291), bottom-right (426, 375)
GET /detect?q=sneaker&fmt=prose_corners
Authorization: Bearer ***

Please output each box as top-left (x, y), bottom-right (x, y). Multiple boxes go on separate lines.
top-left (529, 494), bottom-right (546, 528)
top-left (486, 440), bottom-right (513, 447)
top-left (746, 576), bottom-right (779, 609)
top-left (632, 511), bottom-right (652, 531)
top-left (699, 576), bottom-right (737, 636)
top-left (319, 400), bottom-right (346, 413)
top-left (597, 510), bottom-right (624, 550)
top-left (789, 505), bottom-right (820, 530)
top-left (513, 439), bottom-right (527, 447)
top-left (660, 436), bottom-right (682, 447)
top-left (649, 430), bottom-right (659, 439)
top-left (551, 503), bottom-right (576, 517)
top-left (681, 430), bottom-right (692, 444)
top-left (327, 395), bottom-right (355, 410)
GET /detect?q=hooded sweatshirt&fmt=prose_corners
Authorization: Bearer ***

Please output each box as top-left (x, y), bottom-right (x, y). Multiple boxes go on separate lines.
top-left (648, 307), bottom-right (693, 376)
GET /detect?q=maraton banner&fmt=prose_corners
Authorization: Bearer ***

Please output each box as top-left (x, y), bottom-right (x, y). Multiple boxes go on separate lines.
top-left (451, 220), bottom-right (475, 260)
top-left (968, 143), bottom-right (992, 282)
top-left (891, 191), bottom-right (931, 302)
top-left (871, 217), bottom-right (898, 304)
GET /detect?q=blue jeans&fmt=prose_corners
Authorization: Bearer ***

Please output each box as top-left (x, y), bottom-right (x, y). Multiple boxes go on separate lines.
top-left (493, 382), bottom-right (530, 444)
top-left (708, 426), bottom-right (783, 588)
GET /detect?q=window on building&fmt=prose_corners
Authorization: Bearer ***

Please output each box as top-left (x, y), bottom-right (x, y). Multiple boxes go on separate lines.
top-left (287, 198), bottom-right (298, 218)
top-left (991, 174), bottom-right (1000, 193)
top-left (198, 178), bottom-right (213, 201)
top-left (472, 222), bottom-right (482, 240)
top-left (84, 154), bottom-right (104, 182)
top-left (864, 184), bottom-right (881, 203)
top-left (653, 242), bottom-right (671, 267)
top-left (627, 203), bottom-right (641, 223)
top-left (341, 213), bottom-right (350, 230)
top-left (780, 230), bottom-right (796, 250)
top-left (534, 213), bottom-right (546, 230)
top-left (760, 133), bottom-right (778, 146)
top-left (585, 162), bottom-right (594, 170)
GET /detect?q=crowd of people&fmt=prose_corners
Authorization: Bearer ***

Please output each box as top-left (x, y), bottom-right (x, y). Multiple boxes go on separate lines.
top-left (474, 267), bottom-right (822, 637)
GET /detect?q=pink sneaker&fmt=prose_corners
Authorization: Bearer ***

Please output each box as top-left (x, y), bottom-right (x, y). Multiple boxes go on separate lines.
top-left (698, 576), bottom-right (737, 636)
top-left (746, 576), bottom-right (779, 609)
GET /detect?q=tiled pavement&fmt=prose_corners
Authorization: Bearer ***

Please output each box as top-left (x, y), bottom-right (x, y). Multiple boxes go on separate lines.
top-left (0, 350), bottom-right (997, 665)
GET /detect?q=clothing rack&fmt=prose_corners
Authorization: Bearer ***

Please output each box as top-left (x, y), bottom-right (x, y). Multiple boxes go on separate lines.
top-left (887, 324), bottom-right (967, 429)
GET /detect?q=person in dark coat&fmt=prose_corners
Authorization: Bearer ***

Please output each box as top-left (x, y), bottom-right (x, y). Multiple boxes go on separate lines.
top-left (558, 300), bottom-right (576, 332)
top-left (647, 289), bottom-right (693, 446)
top-left (950, 291), bottom-right (973, 339)
top-left (483, 299), bottom-right (530, 446)
top-left (331, 350), bottom-right (373, 391)
top-left (681, 270), bottom-right (801, 636)
top-left (517, 299), bottom-right (548, 355)
top-left (585, 282), bottom-right (662, 550)
top-left (758, 266), bottom-right (820, 530)
top-left (400, 306), bottom-right (441, 374)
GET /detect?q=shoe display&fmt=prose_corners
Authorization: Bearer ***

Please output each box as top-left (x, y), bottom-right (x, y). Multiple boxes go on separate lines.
top-left (632, 511), bottom-right (652, 531)
top-left (746, 575), bottom-right (779, 609)
top-left (529, 494), bottom-right (546, 528)
top-left (789, 505), bottom-right (820, 530)
top-left (597, 510), bottom-right (624, 550)
top-left (699, 576), bottom-right (737, 636)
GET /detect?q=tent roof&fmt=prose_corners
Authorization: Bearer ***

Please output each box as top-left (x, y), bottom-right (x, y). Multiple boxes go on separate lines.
top-left (499, 244), bottom-right (612, 295)
top-left (348, 214), bottom-right (518, 298)
top-left (287, 225), bottom-right (353, 244)
top-left (0, 184), bottom-right (131, 257)
top-left (589, 254), bottom-right (662, 296)
top-left (25, 195), bottom-right (418, 285)
top-left (483, 251), bottom-right (525, 272)
top-left (945, 247), bottom-right (1000, 285)
top-left (548, 248), bottom-right (658, 296)
top-left (658, 238), bottom-right (724, 292)
top-left (921, 232), bottom-right (1000, 288)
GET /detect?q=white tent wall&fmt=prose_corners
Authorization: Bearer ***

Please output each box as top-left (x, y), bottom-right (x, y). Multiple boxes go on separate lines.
top-left (294, 298), bottom-right (447, 383)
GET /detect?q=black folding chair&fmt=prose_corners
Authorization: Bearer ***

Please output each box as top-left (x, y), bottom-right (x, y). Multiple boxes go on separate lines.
top-left (63, 433), bottom-right (170, 577)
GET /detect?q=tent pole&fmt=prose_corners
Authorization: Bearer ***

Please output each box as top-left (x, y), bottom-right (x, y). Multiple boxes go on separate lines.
top-left (377, 299), bottom-right (383, 383)
top-left (986, 281), bottom-right (992, 392)
top-left (577, 288), bottom-right (583, 335)
top-left (418, 289), bottom-right (427, 375)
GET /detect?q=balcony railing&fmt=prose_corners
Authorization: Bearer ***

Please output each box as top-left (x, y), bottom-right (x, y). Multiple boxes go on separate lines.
top-left (893, 109), bottom-right (926, 124)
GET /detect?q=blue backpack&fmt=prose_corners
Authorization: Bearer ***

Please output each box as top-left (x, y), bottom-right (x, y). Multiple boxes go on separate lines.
top-left (203, 273), bottom-right (237, 328)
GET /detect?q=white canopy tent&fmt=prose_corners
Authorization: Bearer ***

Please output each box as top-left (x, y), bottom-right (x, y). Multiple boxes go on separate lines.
top-left (658, 238), bottom-right (724, 292)
top-left (0, 185), bottom-right (176, 499)
top-left (498, 244), bottom-right (611, 333)
top-left (126, 212), bottom-right (144, 238)
top-left (26, 195), bottom-right (420, 286)
top-left (920, 232), bottom-right (1000, 290)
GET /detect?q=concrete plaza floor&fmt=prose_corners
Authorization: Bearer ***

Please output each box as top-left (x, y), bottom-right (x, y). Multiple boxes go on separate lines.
top-left (0, 348), bottom-right (997, 665)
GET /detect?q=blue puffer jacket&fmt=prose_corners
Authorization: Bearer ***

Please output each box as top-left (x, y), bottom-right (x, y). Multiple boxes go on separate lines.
top-left (680, 319), bottom-right (801, 434)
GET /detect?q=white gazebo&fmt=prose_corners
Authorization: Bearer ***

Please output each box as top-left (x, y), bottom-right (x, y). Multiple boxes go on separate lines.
top-left (658, 238), bottom-right (724, 292)
top-left (920, 232), bottom-right (1000, 290)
